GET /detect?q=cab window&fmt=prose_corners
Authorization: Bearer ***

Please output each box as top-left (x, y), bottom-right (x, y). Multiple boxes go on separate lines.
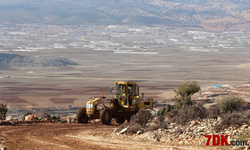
top-left (133, 85), bottom-right (138, 96)
top-left (115, 84), bottom-right (126, 96)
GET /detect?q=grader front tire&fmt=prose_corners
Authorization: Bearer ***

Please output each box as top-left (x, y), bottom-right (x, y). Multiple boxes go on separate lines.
top-left (100, 108), bottom-right (112, 125)
top-left (76, 107), bottom-right (88, 123)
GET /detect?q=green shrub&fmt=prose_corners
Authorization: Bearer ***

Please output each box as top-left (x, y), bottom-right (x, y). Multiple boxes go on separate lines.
top-left (51, 116), bottom-right (61, 122)
top-left (217, 94), bottom-right (245, 113)
top-left (159, 104), bottom-right (174, 115)
top-left (174, 80), bottom-right (200, 109)
top-left (0, 103), bottom-right (8, 120)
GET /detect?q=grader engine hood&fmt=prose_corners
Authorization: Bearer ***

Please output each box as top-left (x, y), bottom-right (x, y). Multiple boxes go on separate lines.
top-left (86, 97), bottom-right (112, 115)
top-left (86, 98), bottom-right (98, 115)
top-left (86, 101), bottom-right (94, 115)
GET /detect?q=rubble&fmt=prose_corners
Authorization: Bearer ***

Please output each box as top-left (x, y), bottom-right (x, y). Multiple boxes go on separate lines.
top-left (113, 116), bottom-right (250, 148)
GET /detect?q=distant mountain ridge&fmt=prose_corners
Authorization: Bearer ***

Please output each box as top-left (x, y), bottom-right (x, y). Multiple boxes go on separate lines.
top-left (0, 0), bottom-right (249, 26)
top-left (0, 53), bottom-right (78, 67)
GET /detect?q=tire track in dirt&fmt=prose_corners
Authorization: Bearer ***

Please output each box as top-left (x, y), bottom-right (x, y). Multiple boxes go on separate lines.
top-left (0, 123), bottom-right (212, 150)
top-left (0, 123), bottom-right (116, 150)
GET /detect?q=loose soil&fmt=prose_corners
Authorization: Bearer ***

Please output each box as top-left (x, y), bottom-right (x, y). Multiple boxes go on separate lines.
top-left (0, 123), bottom-right (209, 150)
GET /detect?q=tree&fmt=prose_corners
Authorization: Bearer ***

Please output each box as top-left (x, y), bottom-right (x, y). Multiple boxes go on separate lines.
top-left (174, 80), bottom-right (201, 109)
top-left (0, 103), bottom-right (8, 120)
top-left (217, 94), bottom-right (245, 113)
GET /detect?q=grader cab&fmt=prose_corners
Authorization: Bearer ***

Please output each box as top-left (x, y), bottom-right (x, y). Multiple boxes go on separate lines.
top-left (77, 81), bottom-right (153, 124)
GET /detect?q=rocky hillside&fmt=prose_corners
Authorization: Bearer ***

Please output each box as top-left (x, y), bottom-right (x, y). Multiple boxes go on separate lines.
top-left (0, 0), bottom-right (250, 26)
top-left (112, 108), bottom-right (250, 149)
top-left (0, 53), bottom-right (78, 67)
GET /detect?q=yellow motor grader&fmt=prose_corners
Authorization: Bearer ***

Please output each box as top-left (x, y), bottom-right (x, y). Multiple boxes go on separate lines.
top-left (77, 81), bottom-right (153, 124)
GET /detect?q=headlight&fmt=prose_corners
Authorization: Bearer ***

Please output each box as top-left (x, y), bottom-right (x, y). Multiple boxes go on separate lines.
top-left (86, 104), bottom-right (93, 108)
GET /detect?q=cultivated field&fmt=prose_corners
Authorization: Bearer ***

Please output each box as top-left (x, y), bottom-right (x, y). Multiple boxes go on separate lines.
top-left (0, 47), bottom-right (250, 114)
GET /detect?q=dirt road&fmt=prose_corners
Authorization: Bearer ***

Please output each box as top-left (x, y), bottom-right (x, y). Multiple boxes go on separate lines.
top-left (0, 123), bottom-right (207, 150)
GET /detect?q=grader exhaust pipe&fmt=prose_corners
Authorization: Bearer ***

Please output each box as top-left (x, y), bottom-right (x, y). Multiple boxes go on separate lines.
top-left (101, 87), bottom-right (104, 98)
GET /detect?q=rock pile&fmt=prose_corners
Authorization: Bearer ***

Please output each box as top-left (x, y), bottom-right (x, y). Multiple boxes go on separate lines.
top-left (113, 116), bottom-right (250, 148)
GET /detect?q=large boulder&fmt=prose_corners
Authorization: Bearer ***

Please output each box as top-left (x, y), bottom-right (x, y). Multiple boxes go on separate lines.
top-left (5, 116), bottom-right (13, 121)
top-left (67, 114), bottom-right (77, 123)
top-left (67, 116), bottom-right (72, 123)
top-left (120, 126), bottom-right (129, 134)
top-left (25, 114), bottom-right (35, 121)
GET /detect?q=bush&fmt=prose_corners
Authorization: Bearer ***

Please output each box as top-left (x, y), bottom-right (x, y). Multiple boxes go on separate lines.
top-left (151, 115), bottom-right (168, 130)
top-left (208, 106), bottom-right (223, 119)
top-left (217, 94), bottom-right (245, 113)
top-left (166, 104), bottom-right (207, 125)
top-left (174, 80), bottom-right (200, 109)
top-left (130, 108), bottom-right (152, 127)
top-left (51, 116), bottom-right (61, 122)
top-left (146, 124), bottom-right (161, 132)
top-left (159, 104), bottom-right (174, 115)
top-left (0, 103), bottom-right (8, 120)
top-left (213, 112), bottom-right (249, 131)
top-left (244, 111), bottom-right (250, 119)
top-left (154, 115), bottom-right (165, 124)
top-left (60, 120), bottom-right (68, 123)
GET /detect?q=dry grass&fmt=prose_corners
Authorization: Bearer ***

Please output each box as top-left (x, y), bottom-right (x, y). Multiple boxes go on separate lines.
top-left (116, 122), bottom-right (129, 132)
top-left (166, 104), bottom-right (207, 125)
top-left (213, 112), bottom-right (249, 131)
top-left (207, 106), bottom-right (223, 119)
top-left (130, 108), bottom-right (152, 127)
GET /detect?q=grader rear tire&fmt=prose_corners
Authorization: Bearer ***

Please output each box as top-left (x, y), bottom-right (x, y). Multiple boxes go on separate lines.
top-left (100, 108), bottom-right (112, 125)
top-left (115, 118), bottom-right (125, 124)
top-left (76, 107), bottom-right (88, 123)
